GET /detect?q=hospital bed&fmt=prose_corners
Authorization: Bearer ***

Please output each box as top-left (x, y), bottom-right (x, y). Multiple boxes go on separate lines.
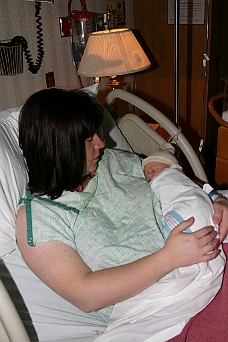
top-left (0, 86), bottom-right (228, 342)
top-left (104, 89), bottom-right (208, 183)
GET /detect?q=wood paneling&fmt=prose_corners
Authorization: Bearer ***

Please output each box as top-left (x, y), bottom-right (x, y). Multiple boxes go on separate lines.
top-left (133, 0), bottom-right (210, 161)
top-left (216, 126), bottom-right (228, 187)
top-left (133, 0), bottom-right (228, 184)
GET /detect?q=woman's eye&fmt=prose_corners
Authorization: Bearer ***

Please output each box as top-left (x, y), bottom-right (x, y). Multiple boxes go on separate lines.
top-left (96, 127), bottom-right (104, 140)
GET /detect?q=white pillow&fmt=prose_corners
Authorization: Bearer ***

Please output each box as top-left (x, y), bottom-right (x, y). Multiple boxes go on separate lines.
top-left (0, 85), bottom-right (131, 259)
top-left (0, 110), bottom-right (28, 259)
top-left (0, 105), bottom-right (23, 121)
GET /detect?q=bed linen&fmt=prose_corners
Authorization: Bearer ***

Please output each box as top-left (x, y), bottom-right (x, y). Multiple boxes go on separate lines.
top-left (1, 88), bottom-right (228, 341)
top-left (168, 242), bottom-right (228, 342)
top-left (0, 109), bottom-right (27, 258)
top-left (1, 250), bottom-right (107, 342)
top-left (94, 244), bottom-right (225, 341)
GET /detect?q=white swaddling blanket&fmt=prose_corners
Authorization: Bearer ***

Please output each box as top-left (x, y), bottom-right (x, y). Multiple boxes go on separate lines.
top-left (94, 249), bottom-right (225, 341)
top-left (94, 165), bottom-right (226, 341)
top-left (150, 164), bottom-right (215, 236)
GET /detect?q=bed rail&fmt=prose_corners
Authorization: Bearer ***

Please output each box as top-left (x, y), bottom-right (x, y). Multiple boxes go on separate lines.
top-left (104, 89), bottom-right (208, 183)
top-left (0, 278), bottom-right (30, 342)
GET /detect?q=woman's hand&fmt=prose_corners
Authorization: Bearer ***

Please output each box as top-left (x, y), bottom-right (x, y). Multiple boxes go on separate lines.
top-left (164, 218), bottom-right (220, 269)
top-left (212, 197), bottom-right (228, 242)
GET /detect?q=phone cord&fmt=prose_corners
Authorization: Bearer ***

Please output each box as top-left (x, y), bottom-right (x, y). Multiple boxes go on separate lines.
top-left (11, 2), bottom-right (44, 74)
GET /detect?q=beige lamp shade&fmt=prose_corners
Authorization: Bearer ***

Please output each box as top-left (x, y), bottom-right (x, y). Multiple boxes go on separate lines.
top-left (77, 28), bottom-right (151, 77)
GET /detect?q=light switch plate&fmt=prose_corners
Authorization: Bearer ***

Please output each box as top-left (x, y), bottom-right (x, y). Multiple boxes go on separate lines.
top-left (106, 1), bottom-right (125, 28)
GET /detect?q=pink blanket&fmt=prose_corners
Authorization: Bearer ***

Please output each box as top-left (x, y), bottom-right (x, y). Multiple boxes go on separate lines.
top-left (168, 243), bottom-right (228, 341)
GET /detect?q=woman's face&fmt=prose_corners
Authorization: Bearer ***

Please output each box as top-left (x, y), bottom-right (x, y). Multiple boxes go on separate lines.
top-left (85, 133), bottom-right (105, 175)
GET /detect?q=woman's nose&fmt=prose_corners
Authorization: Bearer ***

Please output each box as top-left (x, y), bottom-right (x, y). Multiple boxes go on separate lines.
top-left (94, 134), bottom-right (105, 149)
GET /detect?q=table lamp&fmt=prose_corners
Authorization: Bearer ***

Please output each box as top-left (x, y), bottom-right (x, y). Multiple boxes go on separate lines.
top-left (77, 28), bottom-right (151, 89)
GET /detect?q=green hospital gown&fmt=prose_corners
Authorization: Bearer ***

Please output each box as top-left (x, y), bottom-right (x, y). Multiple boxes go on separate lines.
top-left (19, 149), bottom-right (170, 322)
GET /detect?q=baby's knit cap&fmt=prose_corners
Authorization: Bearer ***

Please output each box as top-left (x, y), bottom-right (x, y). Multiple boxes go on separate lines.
top-left (142, 143), bottom-right (178, 170)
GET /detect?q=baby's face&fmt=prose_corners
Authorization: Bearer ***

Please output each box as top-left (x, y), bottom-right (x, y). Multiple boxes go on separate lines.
top-left (144, 161), bottom-right (171, 182)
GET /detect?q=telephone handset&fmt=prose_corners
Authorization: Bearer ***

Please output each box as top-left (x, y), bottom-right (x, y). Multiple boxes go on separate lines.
top-left (11, 2), bottom-right (44, 74)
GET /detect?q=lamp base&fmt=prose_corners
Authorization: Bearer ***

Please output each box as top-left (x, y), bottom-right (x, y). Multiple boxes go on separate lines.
top-left (107, 76), bottom-right (120, 90)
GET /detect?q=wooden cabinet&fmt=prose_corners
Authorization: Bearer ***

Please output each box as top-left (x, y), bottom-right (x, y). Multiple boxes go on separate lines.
top-left (205, 1), bottom-right (228, 184)
top-left (216, 126), bottom-right (228, 188)
top-left (133, 0), bottom-right (228, 184)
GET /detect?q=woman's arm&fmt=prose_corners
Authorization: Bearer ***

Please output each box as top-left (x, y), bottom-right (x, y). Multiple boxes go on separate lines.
top-left (16, 207), bottom-right (220, 313)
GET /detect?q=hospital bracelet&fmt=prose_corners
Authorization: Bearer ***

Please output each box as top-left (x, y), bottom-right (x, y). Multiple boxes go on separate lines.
top-left (208, 190), bottom-right (226, 202)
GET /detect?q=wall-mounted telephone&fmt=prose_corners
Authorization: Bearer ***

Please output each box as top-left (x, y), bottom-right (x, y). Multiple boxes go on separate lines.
top-left (12, 1), bottom-right (45, 74)
top-left (0, 1), bottom-right (54, 76)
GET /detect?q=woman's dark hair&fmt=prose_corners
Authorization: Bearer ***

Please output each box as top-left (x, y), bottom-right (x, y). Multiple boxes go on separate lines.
top-left (19, 88), bottom-right (103, 199)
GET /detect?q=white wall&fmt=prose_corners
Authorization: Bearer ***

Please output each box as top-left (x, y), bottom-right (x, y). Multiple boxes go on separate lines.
top-left (0, 0), bottom-right (133, 110)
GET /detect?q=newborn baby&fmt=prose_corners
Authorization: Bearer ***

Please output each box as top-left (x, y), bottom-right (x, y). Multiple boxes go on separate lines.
top-left (142, 143), bottom-right (216, 239)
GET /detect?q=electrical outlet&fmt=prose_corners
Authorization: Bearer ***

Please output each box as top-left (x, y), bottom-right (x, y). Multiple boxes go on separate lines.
top-left (46, 72), bottom-right (55, 88)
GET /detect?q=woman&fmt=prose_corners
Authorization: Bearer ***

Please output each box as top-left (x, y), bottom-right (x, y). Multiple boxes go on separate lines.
top-left (15, 88), bottom-right (228, 341)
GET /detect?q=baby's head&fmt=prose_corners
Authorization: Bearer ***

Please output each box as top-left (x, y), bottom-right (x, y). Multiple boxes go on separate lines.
top-left (142, 143), bottom-right (178, 182)
top-left (143, 161), bottom-right (172, 182)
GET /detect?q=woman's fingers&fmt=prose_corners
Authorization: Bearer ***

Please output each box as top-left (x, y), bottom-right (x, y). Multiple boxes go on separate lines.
top-left (201, 237), bottom-right (220, 253)
top-left (166, 219), bottom-right (221, 267)
top-left (193, 225), bottom-right (217, 241)
top-left (190, 226), bottom-right (220, 261)
top-left (173, 217), bottom-right (194, 233)
top-left (199, 245), bottom-right (221, 262)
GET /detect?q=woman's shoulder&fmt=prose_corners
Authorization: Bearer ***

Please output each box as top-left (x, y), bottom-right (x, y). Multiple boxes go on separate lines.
top-left (101, 148), bottom-right (143, 174)
top-left (103, 148), bottom-right (141, 163)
